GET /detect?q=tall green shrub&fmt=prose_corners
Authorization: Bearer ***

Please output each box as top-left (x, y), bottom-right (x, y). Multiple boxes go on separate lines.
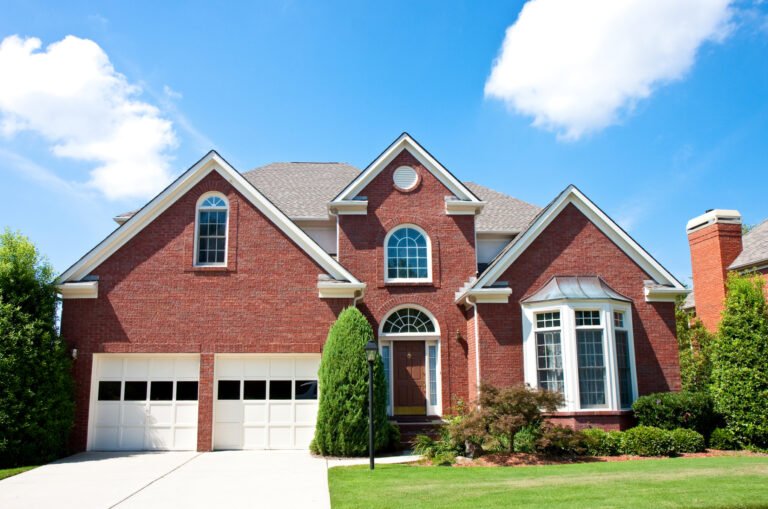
top-left (0, 230), bottom-right (74, 467)
top-left (676, 297), bottom-right (714, 392)
top-left (710, 273), bottom-right (768, 448)
top-left (311, 307), bottom-right (395, 456)
top-left (632, 391), bottom-right (719, 438)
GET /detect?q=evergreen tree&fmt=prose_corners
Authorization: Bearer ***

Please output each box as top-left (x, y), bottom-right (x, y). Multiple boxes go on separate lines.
top-left (311, 306), bottom-right (396, 456)
top-left (0, 230), bottom-right (74, 467)
top-left (710, 273), bottom-right (768, 448)
top-left (676, 297), bottom-right (714, 392)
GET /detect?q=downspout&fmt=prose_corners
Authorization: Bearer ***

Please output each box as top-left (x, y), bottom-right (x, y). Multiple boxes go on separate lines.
top-left (352, 289), bottom-right (363, 307)
top-left (469, 295), bottom-right (481, 402)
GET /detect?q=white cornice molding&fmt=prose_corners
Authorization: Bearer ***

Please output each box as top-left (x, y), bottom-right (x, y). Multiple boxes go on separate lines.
top-left (317, 281), bottom-right (367, 299)
top-left (328, 200), bottom-right (368, 215)
top-left (456, 287), bottom-right (513, 307)
top-left (644, 285), bottom-right (690, 303)
top-left (58, 281), bottom-right (98, 299)
top-left (59, 151), bottom-right (360, 285)
top-left (445, 199), bottom-right (486, 215)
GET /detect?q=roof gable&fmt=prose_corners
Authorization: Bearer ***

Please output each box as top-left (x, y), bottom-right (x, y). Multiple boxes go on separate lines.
top-left (332, 133), bottom-right (481, 204)
top-left (469, 185), bottom-right (685, 292)
top-left (59, 151), bottom-right (360, 284)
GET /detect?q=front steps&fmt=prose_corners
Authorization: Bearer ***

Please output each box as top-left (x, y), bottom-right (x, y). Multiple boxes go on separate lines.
top-left (390, 416), bottom-right (443, 448)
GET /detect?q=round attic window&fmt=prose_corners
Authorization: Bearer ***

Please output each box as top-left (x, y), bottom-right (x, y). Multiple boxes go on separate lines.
top-left (393, 166), bottom-right (419, 191)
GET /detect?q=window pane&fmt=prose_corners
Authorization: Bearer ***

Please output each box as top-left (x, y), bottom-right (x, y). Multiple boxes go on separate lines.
top-left (381, 345), bottom-right (390, 409)
top-left (98, 381), bottom-right (121, 401)
top-left (536, 312), bottom-right (561, 329)
top-left (615, 330), bottom-right (633, 408)
top-left (197, 207), bottom-right (227, 265)
top-left (270, 380), bottom-right (292, 400)
top-left (124, 381), bottom-right (147, 401)
top-left (575, 310), bottom-right (601, 326)
top-left (428, 345), bottom-right (438, 406)
top-left (386, 227), bottom-right (429, 279)
top-left (176, 381), bottom-right (198, 401)
top-left (382, 308), bottom-right (436, 334)
top-left (217, 380), bottom-right (240, 400)
top-left (577, 330), bottom-right (606, 408)
top-left (244, 380), bottom-right (266, 400)
top-left (536, 331), bottom-right (564, 394)
top-left (614, 311), bottom-right (625, 328)
top-left (295, 380), bottom-right (318, 400)
top-left (150, 381), bottom-right (173, 401)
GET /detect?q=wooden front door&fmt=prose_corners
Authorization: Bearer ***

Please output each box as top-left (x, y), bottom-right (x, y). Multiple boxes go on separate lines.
top-left (393, 341), bottom-right (427, 415)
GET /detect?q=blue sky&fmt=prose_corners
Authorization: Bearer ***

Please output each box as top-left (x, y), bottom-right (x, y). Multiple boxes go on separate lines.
top-left (0, 0), bottom-right (766, 286)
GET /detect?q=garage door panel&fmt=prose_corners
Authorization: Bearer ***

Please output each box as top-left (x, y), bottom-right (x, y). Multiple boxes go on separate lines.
top-left (214, 355), bottom-right (320, 450)
top-left (89, 355), bottom-right (199, 451)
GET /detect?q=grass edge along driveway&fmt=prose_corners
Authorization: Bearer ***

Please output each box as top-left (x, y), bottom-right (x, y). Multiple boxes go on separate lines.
top-left (328, 455), bottom-right (768, 509)
top-left (0, 466), bottom-right (36, 481)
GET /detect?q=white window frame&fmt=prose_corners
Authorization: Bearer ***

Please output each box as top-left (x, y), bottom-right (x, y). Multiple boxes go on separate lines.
top-left (522, 301), bottom-right (638, 412)
top-left (383, 224), bottom-right (433, 283)
top-left (194, 192), bottom-right (229, 267)
top-left (378, 304), bottom-right (441, 416)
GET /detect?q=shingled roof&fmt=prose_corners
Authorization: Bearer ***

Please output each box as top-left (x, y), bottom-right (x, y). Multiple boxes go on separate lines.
top-left (729, 218), bottom-right (768, 270)
top-left (242, 163), bottom-right (540, 232)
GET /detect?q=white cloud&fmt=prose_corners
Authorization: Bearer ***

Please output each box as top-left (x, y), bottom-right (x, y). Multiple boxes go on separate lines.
top-left (0, 35), bottom-right (177, 200)
top-left (485, 0), bottom-right (734, 140)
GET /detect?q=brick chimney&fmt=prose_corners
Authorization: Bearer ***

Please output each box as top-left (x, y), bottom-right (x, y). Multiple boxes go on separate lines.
top-left (686, 209), bottom-right (743, 332)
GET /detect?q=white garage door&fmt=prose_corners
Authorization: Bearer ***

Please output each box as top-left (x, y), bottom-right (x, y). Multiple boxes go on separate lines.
top-left (89, 355), bottom-right (199, 451)
top-left (214, 355), bottom-right (320, 450)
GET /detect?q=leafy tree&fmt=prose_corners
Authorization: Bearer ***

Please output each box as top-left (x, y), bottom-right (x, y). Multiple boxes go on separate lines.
top-left (0, 230), bottom-right (74, 467)
top-left (311, 306), bottom-right (396, 456)
top-left (710, 273), bottom-right (768, 448)
top-left (675, 297), bottom-right (714, 392)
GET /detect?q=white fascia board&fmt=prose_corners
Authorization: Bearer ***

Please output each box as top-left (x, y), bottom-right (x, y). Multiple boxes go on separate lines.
top-left (58, 281), bottom-right (98, 299)
top-left (644, 286), bottom-right (690, 303)
top-left (59, 151), bottom-right (360, 285)
top-left (445, 199), bottom-right (486, 215)
top-left (473, 185), bottom-right (685, 292)
top-left (455, 287), bottom-right (513, 306)
top-left (686, 209), bottom-right (741, 233)
top-left (317, 281), bottom-right (366, 299)
top-left (331, 133), bottom-right (481, 204)
top-left (328, 200), bottom-right (368, 215)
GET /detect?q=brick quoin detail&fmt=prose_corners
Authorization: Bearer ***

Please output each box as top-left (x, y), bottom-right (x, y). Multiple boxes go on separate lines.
top-left (476, 204), bottom-right (679, 429)
top-left (687, 222), bottom-right (743, 332)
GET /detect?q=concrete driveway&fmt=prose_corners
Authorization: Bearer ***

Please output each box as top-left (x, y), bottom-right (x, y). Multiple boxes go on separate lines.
top-left (0, 450), bottom-right (330, 509)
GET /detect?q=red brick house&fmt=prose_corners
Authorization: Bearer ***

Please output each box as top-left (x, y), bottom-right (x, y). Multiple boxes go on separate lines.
top-left (685, 209), bottom-right (768, 331)
top-left (58, 133), bottom-right (687, 452)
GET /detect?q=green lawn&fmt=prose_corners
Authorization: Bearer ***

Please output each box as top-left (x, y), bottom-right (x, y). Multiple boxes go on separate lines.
top-left (0, 466), bottom-right (36, 481)
top-left (328, 456), bottom-right (768, 508)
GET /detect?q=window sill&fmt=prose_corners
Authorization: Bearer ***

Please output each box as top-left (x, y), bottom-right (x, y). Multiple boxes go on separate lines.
top-left (545, 410), bottom-right (633, 417)
top-left (384, 281), bottom-right (436, 287)
top-left (185, 265), bottom-right (234, 273)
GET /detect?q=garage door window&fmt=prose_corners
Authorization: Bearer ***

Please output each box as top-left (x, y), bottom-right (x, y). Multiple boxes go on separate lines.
top-left (124, 381), bottom-right (147, 401)
top-left (270, 380), bottom-right (292, 400)
top-left (218, 380), bottom-right (240, 400)
top-left (150, 381), bottom-right (173, 401)
top-left (295, 380), bottom-right (318, 400)
top-left (98, 381), bottom-right (121, 401)
top-left (176, 381), bottom-right (199, 401)
top-left (244, 380), bottom-right (266, 400)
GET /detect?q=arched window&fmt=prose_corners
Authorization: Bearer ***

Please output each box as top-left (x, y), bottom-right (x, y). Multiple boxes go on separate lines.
top-left (195, 193), bottom-right (228, 266)
top-left (382, 308), bottom-right (436, 334)
top-left (385, 225), bottom-right (430, 281)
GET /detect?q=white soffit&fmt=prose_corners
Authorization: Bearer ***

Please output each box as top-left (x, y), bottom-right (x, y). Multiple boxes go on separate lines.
top-left (472, 185), bottom-right (685, 292)
top-left (331, 133), bottom-right (482, 204)
top-left (59, 151), bottom-right (360, 285)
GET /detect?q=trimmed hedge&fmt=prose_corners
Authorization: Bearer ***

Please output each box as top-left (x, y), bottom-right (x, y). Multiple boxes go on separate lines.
top-left (583, 428), bottom-right (622, 456)
top-left (620, 426), bottom-right (676, 456)
top-left (710, 427), bottom-right (739, 451)
top-left (670, 428), bottom-right (706, 453)
top-left (311, 307), bottom-right (397, 456)
top-left (632, 391), bottom-right (719, 438)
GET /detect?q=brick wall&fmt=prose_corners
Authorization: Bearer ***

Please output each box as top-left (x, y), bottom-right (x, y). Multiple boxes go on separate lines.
top-left (475, 203), bottom-right (680, 428)
top-left (338, 149), bottom-right (477, 413)
top-left (60, 171), bottom-right (349, 451)
top-left (688, 222), bottom-right (743, 332)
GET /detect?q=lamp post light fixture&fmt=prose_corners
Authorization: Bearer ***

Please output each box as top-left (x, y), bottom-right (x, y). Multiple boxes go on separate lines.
top-left (364, 339), bottom-right (378, 470)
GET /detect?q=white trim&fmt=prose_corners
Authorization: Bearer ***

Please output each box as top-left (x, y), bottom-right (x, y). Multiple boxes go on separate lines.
top-left (522, 301), bottom-right (638, 412)
top-left (316, 281), bottom-right (366, 299)
top-left (456, 287), bottom-right (512, 306)
top-left (445, 198), bottom-right (486, 216)
top-left (59, 151), bottom-right (360, 284)
top-left (331, 133), bottom-right (481, 205)
top-left (644, 285), bottom-right (690, 303)
top-left (379, 338), bottom-right (442, 417)
top-left (58, 281), bottom-right (98, 299)
top-left (383, 224), bottom-right (433, 284)
top-left (465, 186), bottom-right (684, 296)
top-left (328, 200), bottom-right (368, 216)
top-left (193, 191), bottom-right (230, 268)
top-left (686, 209), bottom-right (741, 233)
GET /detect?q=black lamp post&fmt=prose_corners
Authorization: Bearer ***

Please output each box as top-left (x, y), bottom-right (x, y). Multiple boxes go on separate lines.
top-left (364, 340), bottom-right (378, 470)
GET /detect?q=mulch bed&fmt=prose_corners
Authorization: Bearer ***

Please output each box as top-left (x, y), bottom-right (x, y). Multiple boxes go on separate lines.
top-left (443, 449), bottom-right (763, 467)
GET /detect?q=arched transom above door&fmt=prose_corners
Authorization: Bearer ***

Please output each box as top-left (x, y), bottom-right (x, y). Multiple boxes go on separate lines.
top-left (381, 307), bottom-right (437, 334)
